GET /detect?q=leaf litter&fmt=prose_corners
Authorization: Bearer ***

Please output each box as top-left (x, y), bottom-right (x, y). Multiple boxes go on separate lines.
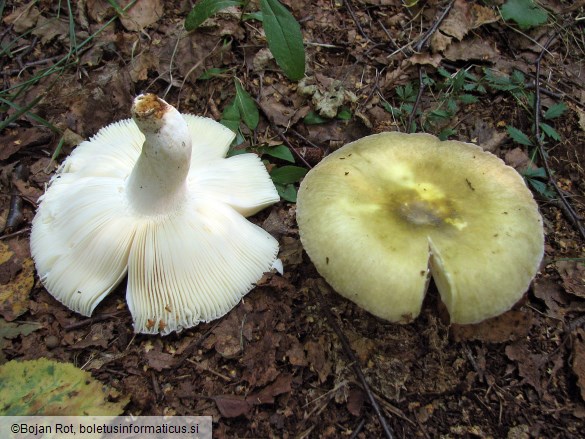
top-left (1, 0), bottom-right (585, 436)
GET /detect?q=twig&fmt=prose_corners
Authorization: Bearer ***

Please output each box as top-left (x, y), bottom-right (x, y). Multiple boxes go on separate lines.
top-left (278, 132), bottom-right (314, 169)
top-left (63, 312), bottom-right (124, 330)
top-left (343, 0), bottom-right (371, 42)
top-left (348, 417), bottom-right (366, 439)
top-left (414, 0), bottom-right (455, 53)
top-left (407, 66), bottom-right (426, 133)
top-left (0, 227), bottom-right (30, 240)
top-left (404, 1), bottom-right (455, 131)
top-left (534, 31), bottom-right (585, 241)
top-left (323, 307), bottom-right (395, 439)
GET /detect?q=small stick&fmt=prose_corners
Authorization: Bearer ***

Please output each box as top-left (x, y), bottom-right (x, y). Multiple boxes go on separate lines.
top-left (323, 307), bottom-right (395, 439)
top-left (407, 66), bottom-right (426, 133)
top-left (278, 132), bottom-right (314, 169)
top-left (414, 0), bottom-right (455, 53)
top-left (63, 312), bottom-right (124, 331)
top-left (348, 417), bottom-right (366, 439)
top-left (406, 0), bottom-right (455, 131)
top-left (343, 0), bottom-right (371, 42)
top-left (0, 227), bottom-right (30, 240)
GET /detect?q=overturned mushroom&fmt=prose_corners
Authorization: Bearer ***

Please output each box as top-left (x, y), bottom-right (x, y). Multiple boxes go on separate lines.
top-left (31, 94), bottom-right (280, 335)
top-left (296, 132), bottom-right (544, 324)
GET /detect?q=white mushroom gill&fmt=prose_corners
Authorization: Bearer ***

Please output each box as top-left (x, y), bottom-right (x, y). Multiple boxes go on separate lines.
top-left (31, 94), bottom-right (280, 335)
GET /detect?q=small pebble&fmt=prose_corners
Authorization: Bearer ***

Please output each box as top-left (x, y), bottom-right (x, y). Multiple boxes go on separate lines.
top-left (45, 335), bottom-right (60, 349)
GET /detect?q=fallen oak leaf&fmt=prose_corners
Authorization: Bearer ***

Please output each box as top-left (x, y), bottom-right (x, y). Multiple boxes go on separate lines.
top-left (213, 374), bottom-right (293, 418)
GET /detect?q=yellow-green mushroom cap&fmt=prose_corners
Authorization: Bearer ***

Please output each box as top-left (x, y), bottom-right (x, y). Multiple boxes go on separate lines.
top-left (296, 132), bottom-right (544, 324)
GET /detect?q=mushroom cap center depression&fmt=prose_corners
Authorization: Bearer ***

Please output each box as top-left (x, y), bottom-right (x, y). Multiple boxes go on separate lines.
top-left (347, 160), bottom-right (469, 241)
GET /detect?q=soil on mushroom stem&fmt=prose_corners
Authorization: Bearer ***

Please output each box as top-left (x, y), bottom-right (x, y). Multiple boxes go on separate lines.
top-left (1, 0), bottom-right (584, 437)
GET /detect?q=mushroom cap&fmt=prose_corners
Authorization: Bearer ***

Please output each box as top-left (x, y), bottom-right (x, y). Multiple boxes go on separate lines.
top-left (31, 102), bottom-right (280, 335)
top-left (296, 132), bottom-right (544, 324)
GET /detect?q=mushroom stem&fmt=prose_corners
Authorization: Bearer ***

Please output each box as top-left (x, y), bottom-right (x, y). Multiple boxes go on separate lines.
top-left (127, 94), bottom-right (192, 214)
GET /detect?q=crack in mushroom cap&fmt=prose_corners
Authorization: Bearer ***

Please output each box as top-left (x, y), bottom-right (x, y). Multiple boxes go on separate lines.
top-left (296, 132), bottom-right (544, 324)
top-left (31, 102), bottom-right (280, 335)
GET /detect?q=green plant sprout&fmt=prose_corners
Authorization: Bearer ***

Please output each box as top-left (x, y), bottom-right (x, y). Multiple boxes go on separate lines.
top-left (382, 67), bottom-right (487, 137)
top-left (217, 78), bottom-right (306, 202)
top-left (185, 0), bottom-right (305, 81)
top-left (381, 66), bottom-right (568, 199)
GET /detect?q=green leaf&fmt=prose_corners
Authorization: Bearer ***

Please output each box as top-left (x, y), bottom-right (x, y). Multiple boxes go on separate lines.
top-left (275, 183), bottom-right (298, 202)
top-left (220, 99), bottom-right (241, 133)
top-left (336, 107), bottom-right (352, 120)
top-left (243, 11), bottom-right (263, 21)
top-left (543, 102), bottom-right (567, 120)
top-left (304, 111), bottom-right (329, 125)
top-left (501, 0), bottom-right (548, 30)
top-left (526, 178), bottom-right (555, 198)
top-left (260, 0), bottom-right (305, 81)
top-left (506, 126), bottom-right (533, 146)
top-left (511, 70), bottom-right (526, 85)
top-left (523, 167), bottom-right (547, 179)
top-left (430, 109), bottom-right (451, 119)
top-left (0, 358), bottom-right (128, 415)
top-left (270, 165), bottom-right (308, 184)
top-left (261, 144), bottom-right (295, 162)
top-left (198, 67), bottom-right (229, 80)
top-left (185, 0), bottom-right (242, 31)
top-left (539, 122), bottom-right (561, 141)
top-left (234, 79), bottom-right (259, 130)
top-left (459, 94), bottom-right (479, 105)
top-left (438, 128), bottom-right (457, 140)
top-left (437, 67), bottom-right (451, 78)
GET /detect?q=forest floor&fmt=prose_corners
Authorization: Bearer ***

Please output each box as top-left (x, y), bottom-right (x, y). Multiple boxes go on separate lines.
top-left (1, 0), bottom-right (585, 437)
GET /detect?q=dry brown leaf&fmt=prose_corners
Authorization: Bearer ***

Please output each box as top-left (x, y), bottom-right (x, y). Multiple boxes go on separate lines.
top-left (285, 336), bottom-right (307, 366)
top-left (213, 312), bottom-right (244, 359)
top-left (451, 310), bottom-right (533, 343)
top-left (431, 0), bottom-right (499, 53)
top-left (119, 0), bottom-right (163, 32)
top-left (533, 281), bottom-right (568, 318)
top-left (252, 373), bottom-right (292, 404)
top-left (3, 1), bottom-right (40, 33)
top-left (556, 261), bottom-right (585, 299)
top-left (305, 338), bottom-right (332, 383)
top-left (213, 395), bottom-right (251, 418)
top-left (129, 52), bottom-right (160, 83)
top-left (505, 342), bottom-right (544, 395)
top-left (0, 242), bottom-right (34, 322)
top-left (443, 39), bottom-right (499, 62)
top-left (145, 350), bottom-right (176, 372)
top-left (0, 127), bottom-right (52, 161)
top-left (409, 53), bottom-right (442, 67)
top-left (346, 387), bottom-right (365, 416)
top-left (32, 16), bottom-right (70, 44)
top-left (279, 237), bottom-right (304, 267)
top-left (505, 147), bottom-right (531, 171)
top-left (86, 0), bottom-right (115, 22)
